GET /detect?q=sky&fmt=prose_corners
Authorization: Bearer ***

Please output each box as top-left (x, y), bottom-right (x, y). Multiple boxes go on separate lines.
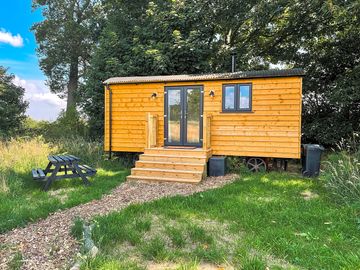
top-left (0, 1), bottom-right (66, 121)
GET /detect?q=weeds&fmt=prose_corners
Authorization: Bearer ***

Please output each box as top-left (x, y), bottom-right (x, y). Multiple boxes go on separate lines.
top-left (165, 226), bottom-right (186, 248)
top-left (140, 236), bottom-right (167, 260)
top-left (71, 217), bottom-right (85, 241)
top-left (8, 252), bottom-right (23, 270)
top-left (323, 133), bottom-right (360, 204)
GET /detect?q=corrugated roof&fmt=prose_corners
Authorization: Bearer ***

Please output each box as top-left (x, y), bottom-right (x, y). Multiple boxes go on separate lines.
top-left (103, 68), bottom-right (304, 85)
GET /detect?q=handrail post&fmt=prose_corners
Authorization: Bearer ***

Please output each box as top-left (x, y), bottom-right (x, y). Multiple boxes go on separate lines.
top-left (146, 113), bottom-right (150, 149)
top-left (146, 113), bottom-right (158, 148)
top-left (203, 113), bottom-right (211, 150)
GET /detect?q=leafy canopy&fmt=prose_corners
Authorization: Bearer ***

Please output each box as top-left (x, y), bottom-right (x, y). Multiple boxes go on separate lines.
top-left (0, 67), bottom-right (28, 137)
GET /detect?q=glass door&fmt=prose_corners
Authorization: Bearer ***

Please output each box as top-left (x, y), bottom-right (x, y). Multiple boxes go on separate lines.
top-left (164, 86), bottom-right (203, 147)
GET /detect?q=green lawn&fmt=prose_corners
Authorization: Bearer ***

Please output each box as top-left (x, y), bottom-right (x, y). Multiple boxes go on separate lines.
top-left (80, 172), bottom-right (360, 270)
top-left (0, 137), bottom-right (128, 233)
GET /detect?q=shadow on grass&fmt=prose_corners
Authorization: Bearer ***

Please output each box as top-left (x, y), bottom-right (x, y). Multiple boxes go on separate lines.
top-left (0, 160), bottom-right (128, 234)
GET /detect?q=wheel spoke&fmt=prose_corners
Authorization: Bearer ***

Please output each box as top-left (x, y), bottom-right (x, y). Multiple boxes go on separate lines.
top-left (258, 160), bottom-right (265, 166)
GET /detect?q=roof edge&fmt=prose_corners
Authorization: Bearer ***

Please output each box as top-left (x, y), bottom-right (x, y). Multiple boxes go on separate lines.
top-left (103, 68), bottom-right (304, 85)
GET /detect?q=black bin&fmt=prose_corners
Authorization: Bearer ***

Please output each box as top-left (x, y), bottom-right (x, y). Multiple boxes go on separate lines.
top-left (301, 144), bottom-right (324, 177)
top-left (208, 156), bottom-right (227, 177)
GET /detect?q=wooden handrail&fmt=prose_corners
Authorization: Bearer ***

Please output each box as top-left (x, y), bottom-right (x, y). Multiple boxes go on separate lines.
top-left (203, 113), bottom-right (212, 150)
top-left (146, 113), bottom-right (158, 148)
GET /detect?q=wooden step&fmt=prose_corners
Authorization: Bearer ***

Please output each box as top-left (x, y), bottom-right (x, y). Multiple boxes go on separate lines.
top-left (131, 168), bottom-right (203, 180)
top-left (144, 148), bottom-right (208, 157)
top-left (140, 154), bottom-right (206, 164)
top-left (135, 160), bottom-right (205, 171)
top-left (127, 175), bottom-right (200, 184)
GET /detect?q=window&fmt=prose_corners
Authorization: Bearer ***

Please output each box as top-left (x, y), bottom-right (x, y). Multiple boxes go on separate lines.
top-left (222, 83), bottom-right (252, 112)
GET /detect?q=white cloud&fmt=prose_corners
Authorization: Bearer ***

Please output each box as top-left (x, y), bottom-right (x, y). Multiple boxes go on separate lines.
top-left (13, 76), bottom-right (66, 121)
top-left (0, 29), bottom-right (24, 47)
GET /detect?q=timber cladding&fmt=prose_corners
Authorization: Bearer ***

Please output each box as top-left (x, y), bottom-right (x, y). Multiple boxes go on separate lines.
top-left (104, 76), bottom-right (302, 159)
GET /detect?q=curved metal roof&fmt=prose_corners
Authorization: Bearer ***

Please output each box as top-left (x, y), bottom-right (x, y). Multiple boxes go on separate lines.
top-left (103, 68), bottom-right (304, 85)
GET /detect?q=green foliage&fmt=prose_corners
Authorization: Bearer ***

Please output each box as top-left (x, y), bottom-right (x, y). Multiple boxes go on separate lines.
top-left (23, 107), bottom-right (89, 141)
top-left (32, 0), bottom-right (103, 109)
top-left (187, 224), bottom-right (213, 244)
top-left (43, 107), bottom-right (89, 139)
top-left (80, 256), bottom-right (145, 270)
top-left (80, 0), bottom-right (215, 137)
top-left (8, 252), bottom-right (23, 270)
top-left (79, 0), bottom-right (360, 144)
top-left (322, 134), bottom-right (360, 204)
top-left (71, 217), bottom-right (85, 241)
top-left (140, 236), bottom-right (167, 260)
top-left (241, 256), bottom-right (267, 270)
top-left (0, 67), bottom-right (28, 137)
top-left (227, 156), bottom-right (246, 173)
top-left (249, 0), bottom-right (360, 145)
top-left (165, 226), bottom-right (186, 248)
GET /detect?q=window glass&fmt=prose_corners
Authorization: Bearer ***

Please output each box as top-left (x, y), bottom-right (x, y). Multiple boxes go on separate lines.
top-left (224, 86), bottom-right (235, 110)
top-left (239, 85), bottom-right (250, 109)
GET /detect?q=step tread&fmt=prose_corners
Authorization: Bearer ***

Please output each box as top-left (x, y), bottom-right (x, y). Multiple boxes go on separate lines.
top-left (141, 154), bottom-right (207, 159)
top-left (145, 147), bottom-right (208, 152)
top-left (132, 167), bottom-right (203, 174)
top-left (136, 160), bottom-right (205, 166)
top-left (127, 175), bottom-right (200, 184)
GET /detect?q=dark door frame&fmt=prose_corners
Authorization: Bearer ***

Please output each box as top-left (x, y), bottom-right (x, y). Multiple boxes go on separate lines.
top-left (164, 85), bottom-right (204, 147)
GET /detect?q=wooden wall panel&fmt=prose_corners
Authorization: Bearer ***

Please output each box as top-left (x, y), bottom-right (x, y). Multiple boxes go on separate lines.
top-left (104, 76), bottom-right (302, 158)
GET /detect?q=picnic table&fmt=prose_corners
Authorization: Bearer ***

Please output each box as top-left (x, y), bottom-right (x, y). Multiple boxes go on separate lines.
top-left (32, 155), bottom-right (97, 191)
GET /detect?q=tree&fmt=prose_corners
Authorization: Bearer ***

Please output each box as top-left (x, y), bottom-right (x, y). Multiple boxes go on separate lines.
top-left (80, 0), bottom-right (217, 137)
top-left (80, 0), bottom-right (360, 144)
top-left (32, 0), bottom-right (103, 111)
top-left (0, 67), bottom-right (28, 137)
top-left (246, 0), bottom-right (360, 145)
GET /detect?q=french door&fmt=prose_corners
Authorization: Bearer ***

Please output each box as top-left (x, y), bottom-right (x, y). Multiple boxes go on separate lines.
top-left (164, 86), bottom-right (203, 147)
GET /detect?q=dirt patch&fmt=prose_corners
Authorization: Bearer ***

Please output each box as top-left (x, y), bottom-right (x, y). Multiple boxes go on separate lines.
top-left (300, 190), bottom-right (319, 200)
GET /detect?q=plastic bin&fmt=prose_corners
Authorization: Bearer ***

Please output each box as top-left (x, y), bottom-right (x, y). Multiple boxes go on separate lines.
top-left (301, 144), bottom-right (324, 177)
top-left (208, 156), bottom-right (227, 176)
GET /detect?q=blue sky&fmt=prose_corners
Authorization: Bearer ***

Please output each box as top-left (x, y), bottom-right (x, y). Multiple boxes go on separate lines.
top-left (0, 1), bottom-right (65, 121)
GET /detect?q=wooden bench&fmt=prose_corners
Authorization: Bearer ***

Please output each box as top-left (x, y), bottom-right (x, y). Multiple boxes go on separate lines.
top-left (31, 155), bottom-right (97, 191)
top-left (32, 168), bottom-right (46, 180)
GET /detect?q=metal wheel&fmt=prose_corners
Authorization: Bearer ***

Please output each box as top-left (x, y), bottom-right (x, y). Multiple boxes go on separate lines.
top-left (246, 157), bottom-right (267, 172)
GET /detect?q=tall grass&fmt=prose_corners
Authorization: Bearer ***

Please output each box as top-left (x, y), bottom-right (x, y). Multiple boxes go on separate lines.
top-left (0, 136), bottom-right (127, 232)
top-left (0, 137), bottom-right (53, 194)
top-left (322, 133), bottom-right (360, 204)
top-left (0, 136), bottom-right (104, 194)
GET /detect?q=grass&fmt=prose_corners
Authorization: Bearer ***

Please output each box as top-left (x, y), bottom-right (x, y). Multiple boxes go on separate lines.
top-left (80, 172), bottom-right (360, 269)
top-left (8, 252), bottom-right (23, 270)
top-left (0, 137), bottom-right (128, 233)
top-left (322, 147), bottom-right (360, 204)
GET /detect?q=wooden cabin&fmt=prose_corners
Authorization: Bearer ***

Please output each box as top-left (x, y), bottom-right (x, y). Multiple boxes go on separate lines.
top-left (104, 69), bottom-right (304, 183)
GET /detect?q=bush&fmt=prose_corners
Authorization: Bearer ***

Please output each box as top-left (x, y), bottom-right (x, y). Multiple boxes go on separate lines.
top-left (22, 107), bottom-right (89, 141)
top-left (323, 134), bottom-right (360, 204)
top-left (227, 156), bottom-right (245, 173)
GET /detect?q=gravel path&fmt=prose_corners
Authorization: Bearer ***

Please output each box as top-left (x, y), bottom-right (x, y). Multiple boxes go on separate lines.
top-left (0, 175), bottom-right (238, 270)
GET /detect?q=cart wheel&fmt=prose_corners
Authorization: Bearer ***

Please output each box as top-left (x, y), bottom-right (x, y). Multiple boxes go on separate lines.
top-left (246, 158), bottom-right (267, 172)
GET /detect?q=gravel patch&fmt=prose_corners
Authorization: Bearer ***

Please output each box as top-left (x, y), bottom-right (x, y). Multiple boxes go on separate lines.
top-left (0, 174), bottom-right (238, 270)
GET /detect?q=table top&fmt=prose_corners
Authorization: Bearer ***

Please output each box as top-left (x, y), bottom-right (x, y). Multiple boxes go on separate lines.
top-left (48, 155), bottom-right (80, 164)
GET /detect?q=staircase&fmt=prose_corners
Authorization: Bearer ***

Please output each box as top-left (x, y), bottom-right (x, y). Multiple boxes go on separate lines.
top-left (127, 148), bottom-right (212, 184)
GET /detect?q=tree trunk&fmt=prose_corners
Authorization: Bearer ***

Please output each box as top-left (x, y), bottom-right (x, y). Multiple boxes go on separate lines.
top-left (66, 56), bottom-right (79, 111)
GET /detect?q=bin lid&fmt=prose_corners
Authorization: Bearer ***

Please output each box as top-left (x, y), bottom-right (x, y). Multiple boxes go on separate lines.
top-left (306, 144), bottom-right (325, 151)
